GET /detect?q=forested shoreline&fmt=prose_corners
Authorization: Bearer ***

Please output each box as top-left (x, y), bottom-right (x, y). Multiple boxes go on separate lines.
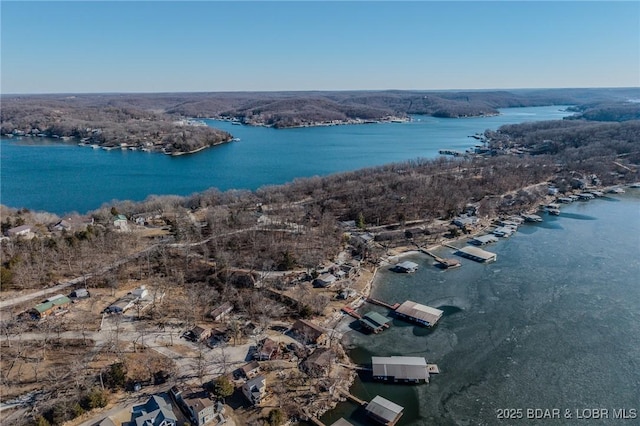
top-left (2, 88), bottom-right (638, 140)
top-left (3, 111), bottom-right (639, 290)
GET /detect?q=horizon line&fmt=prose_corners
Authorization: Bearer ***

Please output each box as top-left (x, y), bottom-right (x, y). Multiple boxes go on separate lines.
top-left (2, 86), bottom-right (639, 97)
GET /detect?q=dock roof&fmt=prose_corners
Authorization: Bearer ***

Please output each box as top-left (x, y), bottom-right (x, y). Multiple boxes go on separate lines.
top-left (396, 261), bottom-right (418, 270)
top-left (366, 395), bottom-right (404, 424)
top-left (360, 312), bottom-right (391, 331)
top-left (395, 301), bottom-right (443, 327)
top-left (471, 234), bottom-right (499, 245)
top-left (456, 246), bottom-right (497, 263)
top-left (330, 419), bottom-right (354, 426)
top-left (372, 356), bottom-right (429, 381)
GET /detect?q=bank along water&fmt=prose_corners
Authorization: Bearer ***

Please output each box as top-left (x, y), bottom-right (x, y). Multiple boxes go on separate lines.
top-left (321, 192), bottom-right (640, 425)
top-left (1, 106), bottom-right (571, 214)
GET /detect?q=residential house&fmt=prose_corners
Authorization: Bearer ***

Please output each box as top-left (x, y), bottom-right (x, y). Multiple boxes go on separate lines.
top-left (170, 387), bottom-right (216, 426)
top-left (290, 319), bottom-right (328, 346)
top-left (339, 262), bottom-right (358, 278)
top-left (209, 302), bottom-right (233, 321)
top-left (52, 216), bottom-right (94, 233)
top-left (301, 348), bottom-right (335, 378)
top-left (6, 225), bottom-right (35, 240)
top-left (241, 375), bottom-right (266, 406)
top-left (452, 215), bottom-right (479, 230)
top-left (313, 273), bottom-right (337, 288)
top-left (131, 395), bottom-right (177, 426)
top-left (30, 295), bottom-right (72, 319)
top-left (239, 361), bottom-right (261, 379)
top-left (113, 214), bottom-right (129, 231)
top-left (255, 338), bottom-right (279, 361)
top-left (183, 326), bottom-right (212, 342)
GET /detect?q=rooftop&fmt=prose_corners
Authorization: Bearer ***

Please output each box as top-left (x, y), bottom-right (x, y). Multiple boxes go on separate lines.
top-left (360, 311), bottom-right (391, 332)
top-left (455, 246), bottom-right (497, 262)
top-left (371, 356), bottom-right (429, 382)
top-left (395, 301), bottom-right (443, 327)
top-left (366, 395), bottom-right (404, 424)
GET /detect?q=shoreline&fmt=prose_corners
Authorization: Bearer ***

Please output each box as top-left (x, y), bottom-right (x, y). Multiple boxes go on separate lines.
top-left (321, 191), bottom-right (561, 419)
top-left (322, 189), bottom-right (639, 423)
top-left (2, 134), bottom-right (235, 157)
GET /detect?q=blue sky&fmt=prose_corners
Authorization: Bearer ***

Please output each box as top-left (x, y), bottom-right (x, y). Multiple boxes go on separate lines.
top-left (1, 1), bottom-right (638, 93)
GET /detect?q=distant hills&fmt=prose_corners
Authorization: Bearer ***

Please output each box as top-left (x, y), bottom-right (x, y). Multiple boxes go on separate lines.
top-left (1, 88), bottom-right (639, 138)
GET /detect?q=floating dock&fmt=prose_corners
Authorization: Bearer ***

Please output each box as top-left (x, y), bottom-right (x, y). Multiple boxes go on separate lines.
top-left (366, 297), bottom-right (400, 310)
top-left (427, 364), bottom-right (440, 374)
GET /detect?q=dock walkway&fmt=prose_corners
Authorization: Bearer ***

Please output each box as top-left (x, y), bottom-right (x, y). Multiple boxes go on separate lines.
top-left (420, 248), bottom-right (461, 269)
top-left (341, 306), bottom-right (362, 319)
top-left (366, 297), bottom-right (400, 310)
top-left (338, 388), bottom-right (367, 406)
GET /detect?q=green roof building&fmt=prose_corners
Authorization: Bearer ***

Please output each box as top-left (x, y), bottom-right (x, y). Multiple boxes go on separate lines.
top-left (359, 311), bottom-right (391, 333)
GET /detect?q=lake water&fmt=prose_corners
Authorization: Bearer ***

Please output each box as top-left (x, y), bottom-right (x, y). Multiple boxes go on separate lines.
top-left (321, 193), bottom-right (640, 425)
top-left (0, 106), bottom-right (570, 215)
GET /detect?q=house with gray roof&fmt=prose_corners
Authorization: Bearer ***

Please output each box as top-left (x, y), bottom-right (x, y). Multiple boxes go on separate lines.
top-left (242, 375), bottom-right (266, 406)
top-left (130, 395), bottom-right (177, 426)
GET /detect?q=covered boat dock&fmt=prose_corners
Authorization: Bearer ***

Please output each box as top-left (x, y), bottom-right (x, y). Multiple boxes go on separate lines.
top-left (372, 356), bottom-right (430, 383)
top-left (455, 246), bottom-right (497, 263)
top-left (394, 300), bottom-right (443, 327)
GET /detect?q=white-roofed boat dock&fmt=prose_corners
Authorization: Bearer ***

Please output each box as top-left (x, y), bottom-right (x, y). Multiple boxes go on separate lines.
top-left (394, 300), bottom-right (444, 327)
top-left (455, 246), bottom-right (497, 263)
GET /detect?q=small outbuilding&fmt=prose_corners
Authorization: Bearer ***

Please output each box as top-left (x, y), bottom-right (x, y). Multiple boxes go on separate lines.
top-left (210, 302), bottom-right (233, 321)
top-left (70, 288), bottom-right (90, 299)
